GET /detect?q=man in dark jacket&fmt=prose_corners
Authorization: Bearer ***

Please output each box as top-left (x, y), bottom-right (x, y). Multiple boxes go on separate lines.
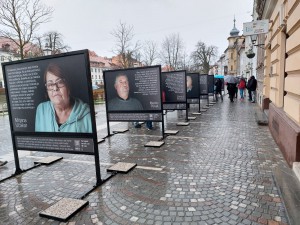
top-left (215, 78), bottom-right (223, 102)
top-left (227, 83), bottom-right (236, 102)
top-left (247, 76), bottom-right (257, 103)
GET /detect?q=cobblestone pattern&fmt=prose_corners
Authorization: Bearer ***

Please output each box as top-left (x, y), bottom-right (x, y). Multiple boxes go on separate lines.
top-left (0, 99), bottom-right (290, 224)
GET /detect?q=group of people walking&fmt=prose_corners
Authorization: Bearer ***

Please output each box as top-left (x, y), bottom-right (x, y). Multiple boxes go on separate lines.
top-left (215, 75), bottom-right (257, 103)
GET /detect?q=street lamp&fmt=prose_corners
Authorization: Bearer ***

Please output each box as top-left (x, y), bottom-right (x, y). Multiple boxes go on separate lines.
top-left (250, 34), bottom-right (257, 45)
top-left (246, 46), bottom-right (255, 59)
top-left (43, 43), bottom-right (51, 56)
top-left (250, 34), bottom-right (264, 48)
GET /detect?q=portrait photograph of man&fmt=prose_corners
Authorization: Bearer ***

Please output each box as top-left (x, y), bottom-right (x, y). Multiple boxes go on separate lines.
top-left (107, 73), bottom-right (143, 111)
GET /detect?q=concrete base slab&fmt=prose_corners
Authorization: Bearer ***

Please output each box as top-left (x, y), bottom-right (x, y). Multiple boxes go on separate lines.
top-left (192, 112), bottom-right (201, 115)
top-left (34, 156), bottom-right (63, 165)
top-left (202, 106), bottom-right (209, 109)
top-left (113, 128), bottom-right (129, 133)
top-left (39, 198), bottom-right (88, 222)
top-left (188, 116), bottom-right (196, 120)
top-left (200, 109), bottom-right (207, 112)
top-left (107, 162), bottom-right (137, 173)
top-left (165, 130), bottom-right (179, 135)
top-left (176, 122), bottom-right (190, 126)
top-left (144, 141), bottom-right (165, 147)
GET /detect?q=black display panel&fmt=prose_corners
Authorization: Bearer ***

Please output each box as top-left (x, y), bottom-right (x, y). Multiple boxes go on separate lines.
top-left (207, 75), bottom-right (215, 94)
top-left (2, 50), bottom-right (97, 154)
top-left (104, 66), bottom-right (162, 121)
top-left (186, 73), bottom-right (199, 99)
top-left (199, 74), bottom-right (208, 95)
top-left (162, 70), bottom-right (186, 110)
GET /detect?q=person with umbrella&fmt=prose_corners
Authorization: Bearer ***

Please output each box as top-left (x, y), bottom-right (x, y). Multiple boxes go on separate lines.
top-left (224, 75), bottom-right (237, 102)
top-left (247, 76), bottom-right (257, 103)
top-left (215, 78), bottom-right (223, 102)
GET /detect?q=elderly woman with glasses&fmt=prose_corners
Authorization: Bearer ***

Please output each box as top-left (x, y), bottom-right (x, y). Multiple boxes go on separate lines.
top-left (35, 63), bottom-right (92, 133)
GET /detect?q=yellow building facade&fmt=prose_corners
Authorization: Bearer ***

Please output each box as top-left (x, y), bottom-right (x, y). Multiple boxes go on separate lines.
top-left (257, 0), bottom-right (300, 166)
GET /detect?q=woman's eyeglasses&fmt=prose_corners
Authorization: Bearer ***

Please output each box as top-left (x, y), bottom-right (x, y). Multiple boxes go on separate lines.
top-left (45, 79), bottom-right (66, 91)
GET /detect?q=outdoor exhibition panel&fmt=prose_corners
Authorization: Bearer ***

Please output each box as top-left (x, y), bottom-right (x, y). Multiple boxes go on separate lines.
top-left (2, 50), bottom-right (102, 183)
top-left (199, 74), bottom-right (208, 99)
top-left (2, 50), bottom-right (97, 154)
top-left (207, 75), bottom-right (215, 96)
top-left (104, 66), bottom-right (162, 122)
top-left (186, 73), bottom-right (200, 104)
top-left (161, 70), bottom-right (186, 110)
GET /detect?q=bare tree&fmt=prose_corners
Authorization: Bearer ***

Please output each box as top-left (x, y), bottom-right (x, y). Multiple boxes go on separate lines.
top-left (33, 31), bottom-right (70, 56)
top-left (160, 33), bottom-right (184, 71)
top-left (141, 40), bottom-right (159, 66)
top-left (191, 41), bottom-right (218, 74)
top-left (0, 0), bottom-right (53, 59)
top-left (178, 49), bottom-right (192, 71)
top-left (111, 21), bottom-right (140, 68)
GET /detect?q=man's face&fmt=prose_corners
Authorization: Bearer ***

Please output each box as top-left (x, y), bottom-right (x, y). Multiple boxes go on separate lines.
top-left (115, 75), bottom-right (129, 100)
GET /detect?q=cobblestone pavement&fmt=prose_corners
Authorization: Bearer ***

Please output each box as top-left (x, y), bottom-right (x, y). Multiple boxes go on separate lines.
top-left (0, 98), bottom-right (292, 225)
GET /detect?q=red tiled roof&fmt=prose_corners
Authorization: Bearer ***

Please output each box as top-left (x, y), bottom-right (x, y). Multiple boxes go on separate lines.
top-left (0, 37), bottom-right (41, 56)
top-left (88, 49), bottom-right (118, 69)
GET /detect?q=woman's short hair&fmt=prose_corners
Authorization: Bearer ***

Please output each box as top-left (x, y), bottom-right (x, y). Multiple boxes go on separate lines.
top-left (44, 63), bottom-right (68, 84)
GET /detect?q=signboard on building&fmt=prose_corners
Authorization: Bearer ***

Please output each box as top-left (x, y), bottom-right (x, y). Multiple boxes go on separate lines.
top-left (243, 19), bottom-right (269, 36)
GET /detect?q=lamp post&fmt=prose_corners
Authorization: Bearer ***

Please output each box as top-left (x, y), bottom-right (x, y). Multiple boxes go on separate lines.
top-left (246, 46), bottom-right (255, 59)
top-left (250, 34), bottom-right (257, 45)
top-left (250, 34), bottom-right (264, 49)
top-left (43, 43), bottom-right (52, 56)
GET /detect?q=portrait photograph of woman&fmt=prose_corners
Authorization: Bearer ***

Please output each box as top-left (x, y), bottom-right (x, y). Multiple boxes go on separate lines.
top-left (35, 63), bottom-right (92, 133)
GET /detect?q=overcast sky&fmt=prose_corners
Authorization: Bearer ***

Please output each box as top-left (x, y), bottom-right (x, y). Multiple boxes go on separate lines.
top-left (40, 0), bottom-right (253, 59)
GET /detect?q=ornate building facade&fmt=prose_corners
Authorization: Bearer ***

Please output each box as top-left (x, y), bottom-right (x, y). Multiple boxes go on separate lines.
top-left (255, 0), bottom-right (300, 167)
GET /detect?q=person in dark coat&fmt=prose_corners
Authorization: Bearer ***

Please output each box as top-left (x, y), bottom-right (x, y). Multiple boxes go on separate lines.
top-left (215, 78), bottom-right (223, 102)
top-left (247, 76), bottom-right (257, 103)
top-left (227, 82), bottom-right (236, 102)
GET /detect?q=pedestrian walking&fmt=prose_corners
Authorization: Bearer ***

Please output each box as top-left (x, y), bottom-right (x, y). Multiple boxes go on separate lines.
top-left (246, 79), bottom-right (252, 101)
top-left (247, 76), bottom-right (257, 103)
top-left (214, 78), bottom-right (223, 102)
top-left (235, 80), bottom-right (238, 99)
top-left (238, 77), bottom-right (246, 100)
top-left (224, 75), bottom-right (238, 102)
top-left (227, 83), bottom-right (236, 102)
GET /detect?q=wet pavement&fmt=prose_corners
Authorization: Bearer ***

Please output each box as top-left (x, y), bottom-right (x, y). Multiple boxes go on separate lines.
top-left (0, 97), bottom-right (297, 225)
